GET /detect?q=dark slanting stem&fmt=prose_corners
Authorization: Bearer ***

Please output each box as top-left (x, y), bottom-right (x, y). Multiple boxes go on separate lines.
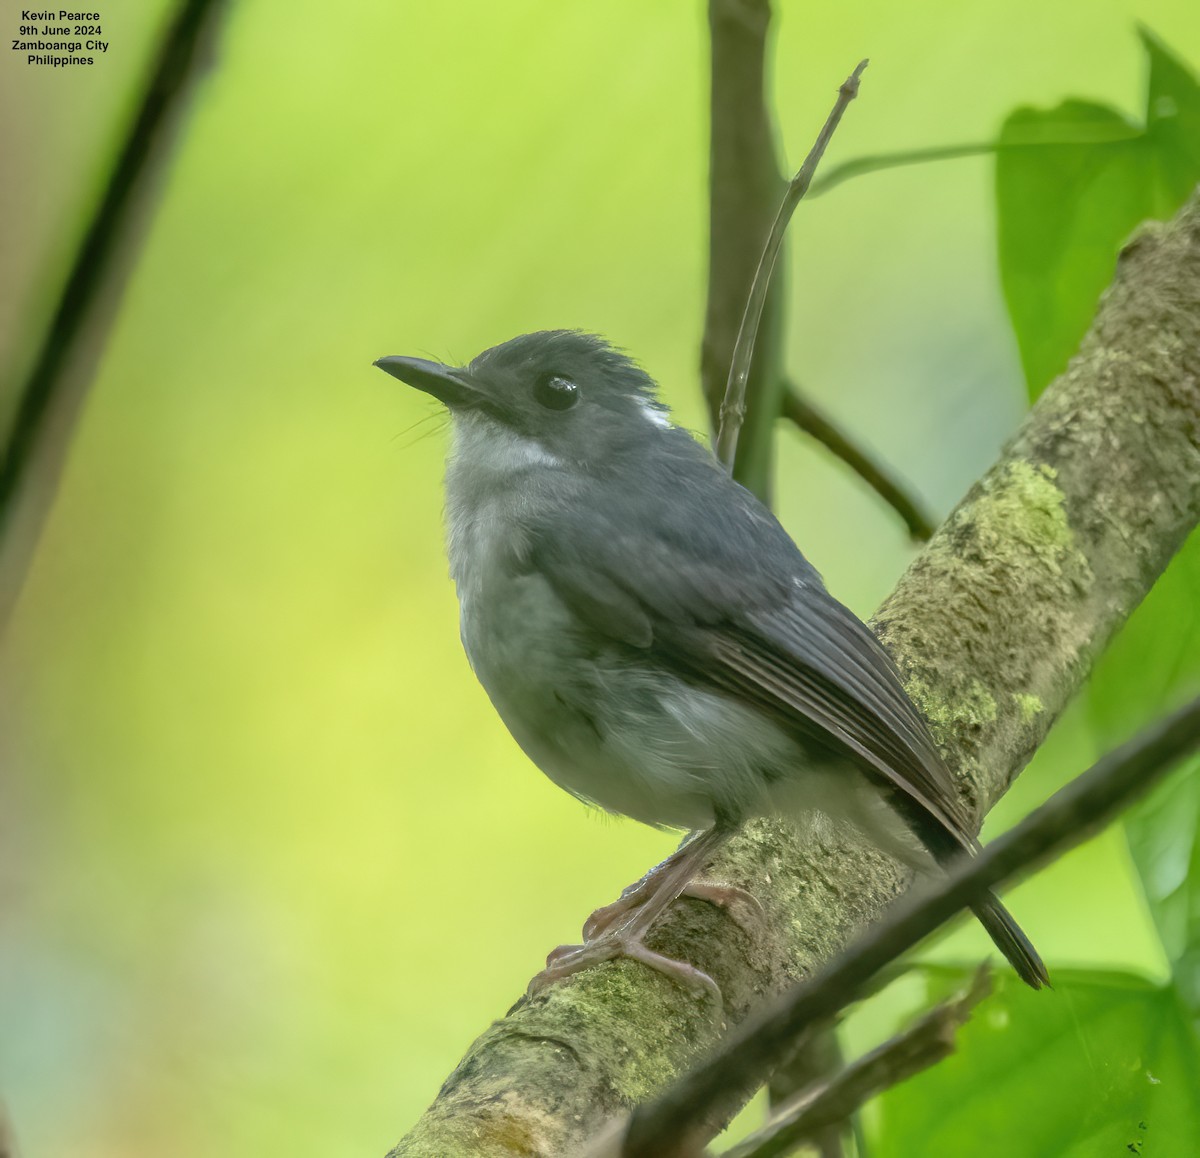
top-left (0, 1096), bottom-right (18, 1158)
top-left (0, 0), bottom-right (231, 633)
top-left (722, 967), bottom-right (991, 1158)
top-left (783, 382), bottom-right (936, 542)
top-left (765, 1024), bottom-right (847, 1158)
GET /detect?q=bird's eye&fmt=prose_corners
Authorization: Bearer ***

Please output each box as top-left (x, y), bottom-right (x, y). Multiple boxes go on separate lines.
top-left (533, 373), bottom-right (580, 411)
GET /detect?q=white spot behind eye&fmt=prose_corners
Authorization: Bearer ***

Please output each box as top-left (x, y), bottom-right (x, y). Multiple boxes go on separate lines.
top-left (637, 398), bottom-right (672, 429)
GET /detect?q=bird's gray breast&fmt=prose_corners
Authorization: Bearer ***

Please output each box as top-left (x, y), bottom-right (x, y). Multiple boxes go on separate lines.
top-left (443, 415), bottom-right (665, 818)
top-left (440, 414), bottom-right (811, 830)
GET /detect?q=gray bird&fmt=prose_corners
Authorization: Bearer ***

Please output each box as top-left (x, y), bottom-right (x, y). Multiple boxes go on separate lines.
top-left (375, 330), bottom-right (1047, 995)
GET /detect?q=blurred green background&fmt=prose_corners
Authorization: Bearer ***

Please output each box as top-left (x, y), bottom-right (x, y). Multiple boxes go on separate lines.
top-left (2, 1), bottom-right (1199, 1155)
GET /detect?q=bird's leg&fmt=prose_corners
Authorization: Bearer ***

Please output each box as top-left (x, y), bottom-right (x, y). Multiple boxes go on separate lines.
top-left (581, 828), bottom-right (714, 939)
top-left (528, 826), bottom-right (764, 1000)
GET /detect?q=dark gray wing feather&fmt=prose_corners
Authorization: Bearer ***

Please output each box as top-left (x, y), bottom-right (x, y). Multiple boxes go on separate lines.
top-left (526, 439), bottom-right (972, 844)
top-left (700, 599), bottom-right (974, 841)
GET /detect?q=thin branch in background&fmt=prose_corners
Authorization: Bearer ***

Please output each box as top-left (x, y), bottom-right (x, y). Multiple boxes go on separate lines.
top-left (702, 4), bottom-right (931, 530)
top-left (0, 0), bottom-right (231, 633)
top-left (701, 0), bottom-right (787, 502)
top-left (714, 60), bottom-right (867, 471)
top-left (765, 1024), bottom-right (846, 1158)
top-left (808, 142), bottom-right (996, 199)
top-left (769, 124), bottom-right (1145, 535)
top-left (806, 123), bottom-right (1145, 200)
top-left (719, 966), bottom-right (992, 1158)
top-left (0, 1097), bottom-right (19, 1158)
top-left (612, 696), bottom-right (1200, 1158)
top-left (782, 382), bottom-right (936, 542)
top-left (700, 7), bottom-right (877, 1133)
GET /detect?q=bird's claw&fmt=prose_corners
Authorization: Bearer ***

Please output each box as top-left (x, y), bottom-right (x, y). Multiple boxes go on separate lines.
top-left (583, 877), bottom-right (764, 940)
top-left (528, 933), bottom-right (721, 1004)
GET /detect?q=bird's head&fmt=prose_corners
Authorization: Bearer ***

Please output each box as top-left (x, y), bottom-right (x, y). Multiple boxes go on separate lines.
top-left (375, 330), bottom-right (674, 466)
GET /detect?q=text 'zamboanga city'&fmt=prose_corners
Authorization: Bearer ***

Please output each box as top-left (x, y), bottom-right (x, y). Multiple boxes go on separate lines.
top-left (12, 10), bottom-right (108, 66)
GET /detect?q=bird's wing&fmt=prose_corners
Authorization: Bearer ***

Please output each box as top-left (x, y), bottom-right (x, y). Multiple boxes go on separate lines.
top-left (696, 593), bottom-right (974, 842)
top-left (527, 474), bottom-right (973, 843)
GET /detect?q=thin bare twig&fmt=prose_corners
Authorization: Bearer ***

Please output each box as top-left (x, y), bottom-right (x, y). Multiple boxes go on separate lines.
top-left (806, 123), bottom-right (1144, 200)
top-left (808, 142), bottom-right (996, 198)
top-left (701, 0), bottom-right (786, 501)
top-left (0, 0), bottom-right (230, 632)
top-left (702, 8), bottom-right (932, 535)
top-left (782, 383), bottom-right (936, 542)
top-left (719, 966), bottom-right (992, 1158)
top-left (614, 696), bottom-right (1200, 1158)
top-left (701, 9), bottom-right (867, 1131)
top-left (715, 60), bottom-right (867, 470)
top-left (765, 1027), bottom-right (845, 1158)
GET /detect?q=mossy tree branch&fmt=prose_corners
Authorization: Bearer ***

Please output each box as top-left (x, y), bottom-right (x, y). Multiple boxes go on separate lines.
top-left (387, 189), bottom-right (1200, 1158)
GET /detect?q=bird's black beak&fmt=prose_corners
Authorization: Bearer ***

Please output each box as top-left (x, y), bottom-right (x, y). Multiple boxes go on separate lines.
top-left (374, 355), bottom-right (478, 409)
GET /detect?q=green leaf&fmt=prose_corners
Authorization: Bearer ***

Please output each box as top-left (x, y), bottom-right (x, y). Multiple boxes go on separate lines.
top-left (871, 969), bottom-right (1200, 1157)
top-left (995, 29), bottom-right (1200, 1013)
top-left (996, 34), bottom-right (1200, 400)
top-left (1124, 756), bottom-right (1200, 1013)
top-left (996, 102), bottom-right (1149, 399)
top-left (1142, 28), bottom-right (1200, 208)
top-left (1088, 535), bottom-right (1200, 1012)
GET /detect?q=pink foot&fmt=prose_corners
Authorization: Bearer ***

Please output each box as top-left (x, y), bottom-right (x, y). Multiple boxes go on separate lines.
top-left (526, 827), bottom-right (758, 1002)
top-left (528, 932), bottom-right (722, 1003)
top-left (584, 878), bottom-right (765, 940)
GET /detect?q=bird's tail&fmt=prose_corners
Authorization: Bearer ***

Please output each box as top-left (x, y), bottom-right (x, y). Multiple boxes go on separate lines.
top-left (971, 894), bottom-right (1050, 989)
top-left (890, 797), bottom-right (1049, 989)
